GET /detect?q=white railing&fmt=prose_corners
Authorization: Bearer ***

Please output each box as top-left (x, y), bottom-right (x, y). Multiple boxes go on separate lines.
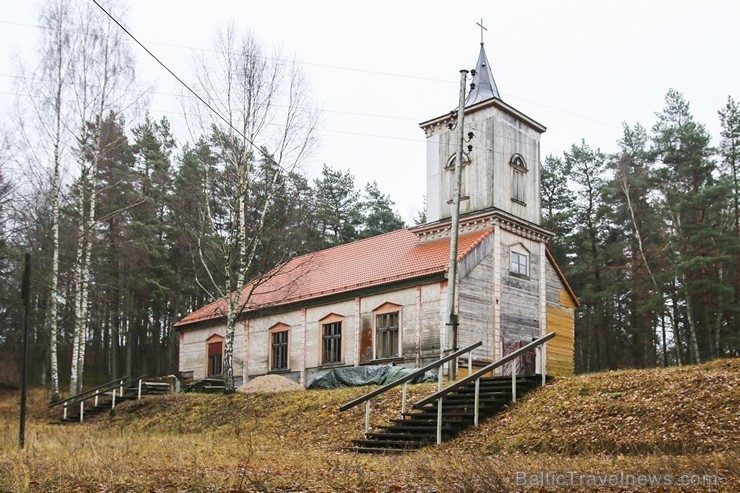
top-left (51, 375), bottom-right (154, 422)
top-left (339, 341), bottom-right (484, 435)
top-left (413, 332), bottom-right (556, 444)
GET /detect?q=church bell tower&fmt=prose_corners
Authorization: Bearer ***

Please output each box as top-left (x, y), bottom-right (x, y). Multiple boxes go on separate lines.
top-left (418, 41), bottom-right (547, 230)
top-left (409, 32), bottom-right (577, 372)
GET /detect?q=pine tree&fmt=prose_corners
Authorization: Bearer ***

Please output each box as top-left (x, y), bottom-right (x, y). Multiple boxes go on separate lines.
top-left (610, 123), bottom-right (666, 366)
top-left (359, 181), bottom-right (405, 239)
top-left (314, 164), bottom-right (362, 246)
top-left (718, 96), bottom-right (740, 355)
top-left (126, 115), bottom-right (176, 377)
top-left (171, 140), bottom-right (216, 318)
top-left (541, 155), bottom-right (575, 262)
top-left (652, 89), bottom-right (729, 362)
top-left (564, 141), bottom-right (611, 371)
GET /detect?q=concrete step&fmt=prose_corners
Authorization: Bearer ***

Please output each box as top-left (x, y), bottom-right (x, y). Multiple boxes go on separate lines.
top-left (351, 439), bottom-right (424, 449)
top-left (378, 424), bottom-right (460, 434)
top-left (348, 447), bottom-right (413, 455)
top-left (365, 432), bottom-right (437, 441)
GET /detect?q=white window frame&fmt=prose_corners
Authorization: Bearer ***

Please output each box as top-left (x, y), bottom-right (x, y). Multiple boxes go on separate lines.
top-left (268, 323), bottom-right (291, 371)
top-left (510, 154), bottom-right (528, 205)
top-left (445, 153), bottom-right (471, 204)
top-left (372, 303), bottom-right (403, 360)
top-left (511, 251), bottom-right (528, 276)
top-left (319, 313), bottom-right (345, 366)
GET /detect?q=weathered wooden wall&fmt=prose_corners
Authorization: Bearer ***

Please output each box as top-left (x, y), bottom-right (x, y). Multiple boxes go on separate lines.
top-left (545, 262), bottom-right (576, 375)
top-left (178, 282), bottom-right (444, 387)
top-left (419, 283), bottom-right (443, 363)
top-left (179, 241), bottom-right (578, 383)
top-left (499, 231), bottom-right (542, 351)
top-left (458, 237), bottom-right (495, 362)
top-left (425, 102), bottom-right (542, 225)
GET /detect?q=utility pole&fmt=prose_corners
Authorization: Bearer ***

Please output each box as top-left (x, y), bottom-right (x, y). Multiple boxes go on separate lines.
top-left (446, 69), bottom-right (468, 381)
top-left (19, 253), bottom-right (31, 449)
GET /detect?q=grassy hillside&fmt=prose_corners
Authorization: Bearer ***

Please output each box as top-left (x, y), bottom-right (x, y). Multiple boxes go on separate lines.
top-left (0, 360), bottom-right (737, 492)
top-left (457, 358), bottom-right (739, 455)
top-left (102, 381), bottom-right (440, 450)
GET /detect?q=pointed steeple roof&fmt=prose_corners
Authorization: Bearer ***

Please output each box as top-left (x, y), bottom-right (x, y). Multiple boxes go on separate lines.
top-left (465, 43), bottom-right (501, 106)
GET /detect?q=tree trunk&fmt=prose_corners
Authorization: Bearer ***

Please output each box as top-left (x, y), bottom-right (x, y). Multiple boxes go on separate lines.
top-left (660, 310), bottom-right (668, 367)
top-left (683, 284), bottom-right (702, 364)
top-left (224, 311), bottom-right (236, 393)
top-left (125, 313), bottom-right (133, 378)
top-left (670, 284), bottom-right (683, 366)
top-left (111, 225), bottom-right (121, 379)
top-left (70, 182), bottom-right (87, 396)
top-left (49, 156), bottom-right (61, 401)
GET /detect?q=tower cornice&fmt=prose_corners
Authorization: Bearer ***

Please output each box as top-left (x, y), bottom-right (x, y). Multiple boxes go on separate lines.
top-left (410, 207), bottom-right (554, 243)
top-left (419, 97), bottom-right (547, 135)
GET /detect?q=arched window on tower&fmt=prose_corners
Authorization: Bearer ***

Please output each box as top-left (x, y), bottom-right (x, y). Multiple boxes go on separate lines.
top-left (510, 154), bottom-right (527, 205)
top-left (445, 153), bottom-right (471, 205)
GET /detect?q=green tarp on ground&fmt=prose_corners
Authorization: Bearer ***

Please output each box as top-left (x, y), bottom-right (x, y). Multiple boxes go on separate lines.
top-left (307, 365), bottom-right (437, 389)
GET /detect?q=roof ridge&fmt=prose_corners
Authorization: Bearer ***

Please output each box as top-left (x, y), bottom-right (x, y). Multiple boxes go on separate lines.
top-left (305, 227), bottom-right (410, 255)
top-left (455, 227), bottom-right (494, 262)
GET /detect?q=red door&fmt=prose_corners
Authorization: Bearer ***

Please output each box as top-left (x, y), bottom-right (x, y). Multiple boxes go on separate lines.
top-left (207, 340), bottom-right (223, 376)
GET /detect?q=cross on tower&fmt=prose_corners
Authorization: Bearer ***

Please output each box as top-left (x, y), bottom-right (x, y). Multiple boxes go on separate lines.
top-left (476, 18), bottom-right (487, 45)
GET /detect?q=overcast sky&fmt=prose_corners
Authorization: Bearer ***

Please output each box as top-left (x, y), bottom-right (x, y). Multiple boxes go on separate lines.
top-left (2, 0), bottom-right (739, 221)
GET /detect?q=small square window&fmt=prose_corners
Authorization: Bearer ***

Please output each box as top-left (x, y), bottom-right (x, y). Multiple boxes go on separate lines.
top-left (511, 252), bottom-right (528, 276)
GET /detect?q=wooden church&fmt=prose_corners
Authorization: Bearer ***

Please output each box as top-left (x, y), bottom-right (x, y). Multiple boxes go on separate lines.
top-left (174, 41), bottom-right (579, 387)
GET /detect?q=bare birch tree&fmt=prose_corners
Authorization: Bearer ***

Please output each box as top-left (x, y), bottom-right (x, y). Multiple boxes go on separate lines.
top-left (9, 0), bottom-right (77, 401)
top-left (68, 0), bottom-right (135, 395)
top-left (185, 26), bottom-right (318, 393)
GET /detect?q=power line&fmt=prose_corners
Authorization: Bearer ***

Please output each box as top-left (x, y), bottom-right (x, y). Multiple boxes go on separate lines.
top-left (0, 18), bottom-right (455, 85)
top-left (90, 0), bottom-right (293, 173)
top-left (0, 73), bottom-right (423, 121)
top-left (503, 92), bottom-right (620, 129)
top-left (0, 18), bottom-right (622, 129)
top-left (3, 82), bottom-right (584, 150)
top-left (1, 88), bottom-right (425, 144)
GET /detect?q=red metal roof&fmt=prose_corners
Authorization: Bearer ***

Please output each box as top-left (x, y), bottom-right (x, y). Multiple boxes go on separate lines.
top-left (175, 228), bottom-right (493, 329)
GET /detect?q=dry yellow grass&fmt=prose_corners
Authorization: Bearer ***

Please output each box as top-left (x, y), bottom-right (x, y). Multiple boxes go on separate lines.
top-left (0, 360), bottom-right (737, 492)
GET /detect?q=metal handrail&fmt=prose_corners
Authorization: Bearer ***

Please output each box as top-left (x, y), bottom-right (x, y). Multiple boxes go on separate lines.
top-left (48, 376), bottom-right (129, 408)
top-left (414, 332), bottom-right (556, 408)
top-left (339, 341), bottom-right (483, 412)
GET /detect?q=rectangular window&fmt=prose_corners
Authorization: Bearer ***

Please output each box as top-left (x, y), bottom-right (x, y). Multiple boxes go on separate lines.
top-left (376, 312), bottom-right (400, 359)
top-left (271, 331), bottom-right (289, 370)
top-left (322, 322), bottom-right (342, 364)
top-left (511, 252), bottom-right (528, 276)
